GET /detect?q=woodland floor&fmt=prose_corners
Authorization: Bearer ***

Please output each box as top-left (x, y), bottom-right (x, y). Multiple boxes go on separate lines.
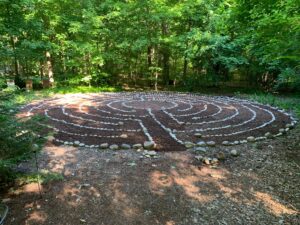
top-left (1, 126), bottom-right (300, 225)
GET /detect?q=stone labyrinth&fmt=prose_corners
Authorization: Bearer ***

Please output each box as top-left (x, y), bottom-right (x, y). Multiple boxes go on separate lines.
top-left (22, 92), bottom-right (297, 151)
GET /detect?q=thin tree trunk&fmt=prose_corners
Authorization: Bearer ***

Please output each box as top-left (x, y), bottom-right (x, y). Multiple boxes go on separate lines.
top-left (183, 58), bottom-right (188, 80)
top-left (40, 60), bottom-right (44, 80)
top-left (147, 46), bottom-right (154, 68)
top-left (161, 22), bottom-right (170, 85)
top-left (183, 20), bottom-right (191, 85)
top-left (11, 36), bottom-right (19, 79)
top-left (45, 51), bottom-right (54, 84)
top-left (155, 71), bottom-right (158, 91)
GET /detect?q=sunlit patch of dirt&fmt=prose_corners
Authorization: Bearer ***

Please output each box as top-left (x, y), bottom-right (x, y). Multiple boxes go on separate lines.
top-left (110, 179), bottom-right (141, 218)
top-left (150, 171), bottom-right (173, 195)
top-left (25, 211), bottom-right (47, 225)
top-left (170, 170), bottom-right (215, 202)
top-left (255, 192), bottom-right (298, 216)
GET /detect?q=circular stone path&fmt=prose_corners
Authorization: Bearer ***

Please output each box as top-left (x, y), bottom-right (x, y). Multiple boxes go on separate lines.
top-left (21, 92), bottom-right (297, 151)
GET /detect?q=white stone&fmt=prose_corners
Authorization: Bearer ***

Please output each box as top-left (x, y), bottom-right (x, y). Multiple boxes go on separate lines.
top-left (194, 147), bottom-right (207, 153)
top-left (133, 144), bottom-right (142, 149)
top-left (144, 141), bottom-right (155, 150)
top-left (32, 144), bottom-right (39, 151)
top-left (196, 141), bottom-right (206, 147)
top-left (247, 136), bottom-right (256, 142)
top-left (184, 142), bottom-right (194, 148)
top-left (264, 132), bottom-right (272, 138)
top-left (121, 144), bottom-right (131, 149)
top-left (194, 133), bottom-right (202, 138)
top-left (211, 158), bottom-right (219, 164)
top-left (109, 144), bottom-right (119, 150)
top-left (230, 150), bottom-right (239, 157)
top-left (47, 136), bottom-right (55, 142)
top-left (222, 141), bottom-right (230, 146)
top-left (233, 141), bottom-right (239, 145)
top-left (206, 141), bottom-right (216, 147)
top-left (195, 155), bottom-right (203, 161)
top-left (203, 157), bottom-right (210, 165)
top-left (100, 143), bottom-right (109, 149)
top-left (279, 128), bottom-right (285, 133)
top-left (120, 134), bottom-right (128, 138)
top-left (145, 150), bottom-right (157, 156)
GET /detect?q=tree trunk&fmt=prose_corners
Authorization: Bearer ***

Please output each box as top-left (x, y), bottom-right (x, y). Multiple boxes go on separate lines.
top-left (183, 58), bottom-right (188, 80)
top-left (147, 46), bottom-right (155, 69)
top-left (161, 22), bottom-right (170, 85)
top-left (11, 36), bottom-right (19, 79)
top-left (45, 51), bottom-right (54, 84)
top-left (40, 60), bottom-right (44, 80)
top-left (182, 20), bottom-right (191, 86)
top-left (154, 71), bottom-right (158, 91)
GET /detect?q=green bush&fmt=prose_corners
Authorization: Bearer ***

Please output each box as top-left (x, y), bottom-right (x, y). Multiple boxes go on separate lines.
top-left (0, 92), bottom-right (46, 188)
top-left (275, 68), bottom-right (300, 92)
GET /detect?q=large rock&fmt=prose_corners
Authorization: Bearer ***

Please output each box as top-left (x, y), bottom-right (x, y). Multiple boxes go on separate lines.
top-left (144, 141), bottom-right (155, 150)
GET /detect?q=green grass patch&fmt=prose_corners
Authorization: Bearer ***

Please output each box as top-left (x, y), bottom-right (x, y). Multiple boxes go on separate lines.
top-left (16, 170), bottom-right (64, 185)
top-left (238, 93), bottom-right (300, 118)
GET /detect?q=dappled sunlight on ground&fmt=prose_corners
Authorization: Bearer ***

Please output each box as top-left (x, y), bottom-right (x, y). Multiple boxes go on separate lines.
top-left (255, 192), bottom-right (298, 216)
top-left (2, 132), bottom-right (300, 225)
top-left (25, 211), bottom-right (47, 225)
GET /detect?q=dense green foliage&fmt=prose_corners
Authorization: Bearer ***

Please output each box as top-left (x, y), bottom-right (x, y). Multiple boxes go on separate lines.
top-left (0, 90), bottom-right (45, 187)
top-left (0, 0), bottom-right (299, 91)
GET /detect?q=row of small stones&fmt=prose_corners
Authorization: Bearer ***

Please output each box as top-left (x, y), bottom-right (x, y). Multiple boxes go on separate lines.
top-left (186, 122), bottom-right (297, 149)
top-left (53, 121), bottom-right (294, 151)
top-left (54, 139), bottom-right (157, 151)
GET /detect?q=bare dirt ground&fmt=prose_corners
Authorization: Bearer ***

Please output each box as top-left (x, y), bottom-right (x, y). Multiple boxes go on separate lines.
top-left (1, 126), bottom-right (299, 225)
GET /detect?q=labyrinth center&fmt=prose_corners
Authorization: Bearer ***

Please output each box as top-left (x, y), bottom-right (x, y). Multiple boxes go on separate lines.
top-left (22, 92), bottom-right (296, 151)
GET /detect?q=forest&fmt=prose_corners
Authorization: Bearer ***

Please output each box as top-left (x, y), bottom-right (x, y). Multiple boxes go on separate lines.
top-left (0, 0), bottom-right (299, 92)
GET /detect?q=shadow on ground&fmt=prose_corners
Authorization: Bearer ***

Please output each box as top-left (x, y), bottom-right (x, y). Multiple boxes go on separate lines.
top-left (1, 128), bottom-right (300, 225)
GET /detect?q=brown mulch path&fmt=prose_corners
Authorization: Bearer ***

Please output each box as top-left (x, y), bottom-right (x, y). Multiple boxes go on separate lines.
top-left (1, 127), bottom-right (299, 225)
